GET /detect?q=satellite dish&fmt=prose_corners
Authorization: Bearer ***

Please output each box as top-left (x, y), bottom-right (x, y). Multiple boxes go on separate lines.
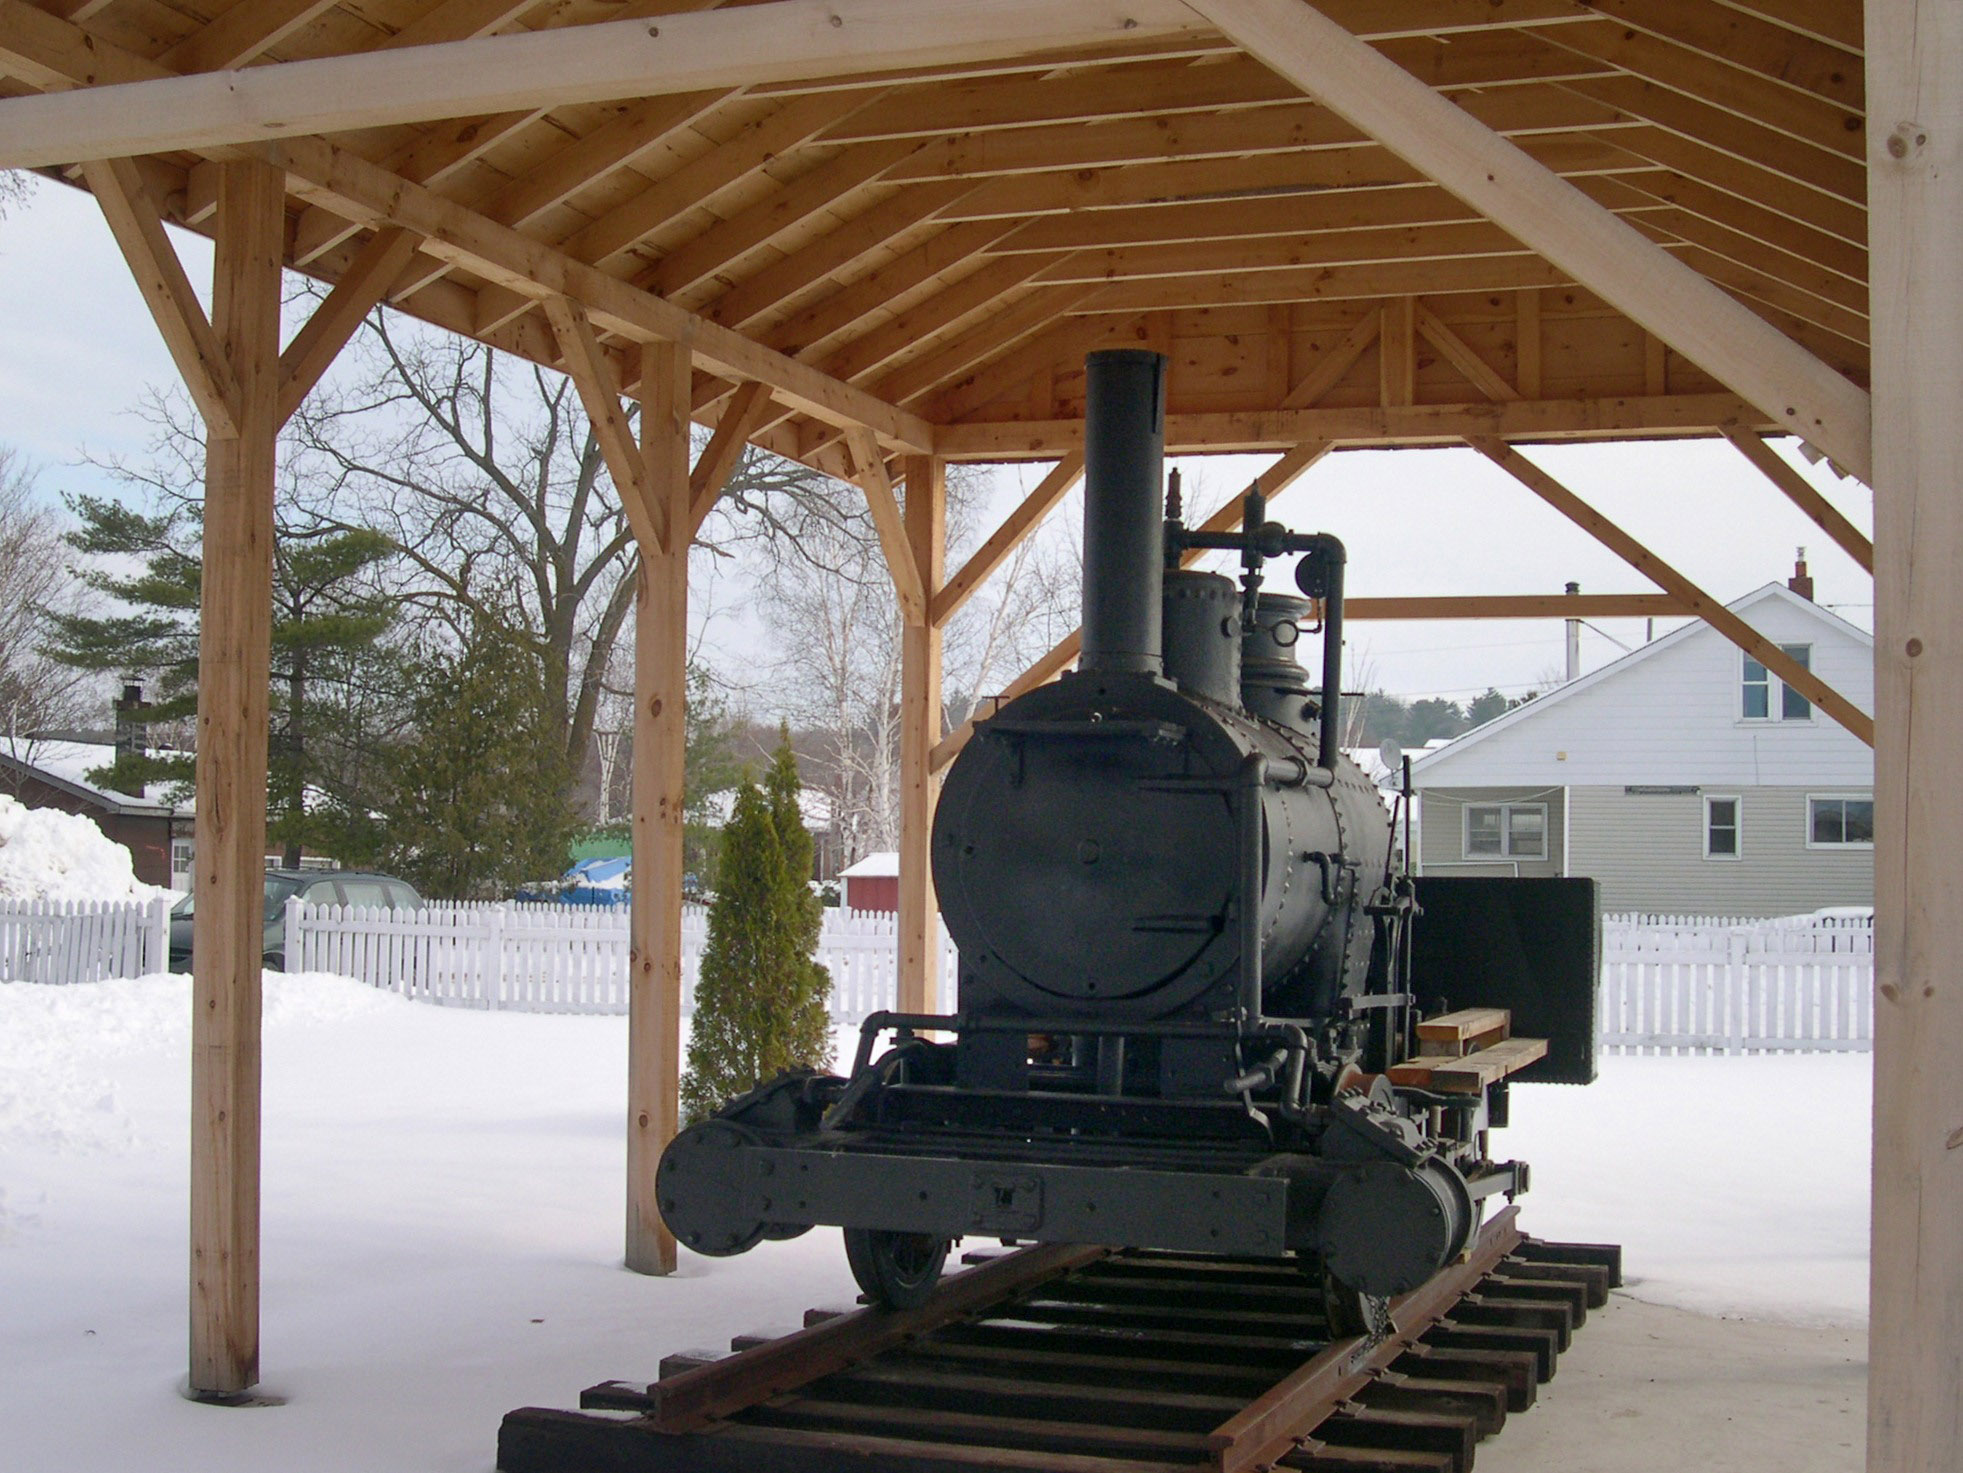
top-left (1377, 738), bottom-right (1404, 773)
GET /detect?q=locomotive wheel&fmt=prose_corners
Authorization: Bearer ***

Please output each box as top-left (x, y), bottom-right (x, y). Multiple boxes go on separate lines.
top-left (844, 1227), bottom-right (949, 1309)
top-left (1320, 1268), bottom-right (1392, 1341)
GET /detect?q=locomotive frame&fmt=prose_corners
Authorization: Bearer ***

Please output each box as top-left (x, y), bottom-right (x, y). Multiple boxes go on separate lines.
top-left (660, 349), bottom-right (1598, 1323)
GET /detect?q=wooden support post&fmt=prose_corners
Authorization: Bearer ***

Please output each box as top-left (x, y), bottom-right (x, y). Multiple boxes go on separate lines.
top-left (1867, 3), bottom-right (1963, 1468)
top-left (897, 454), bottom-right (945, 1015)
top-left (625, 338), bottom-right (691, 1277)
top-left (188, 158), bottom-right (283, 1400)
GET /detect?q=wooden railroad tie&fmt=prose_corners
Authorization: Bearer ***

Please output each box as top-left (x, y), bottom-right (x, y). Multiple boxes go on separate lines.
top-left (495, 1212), bottom-right (1622, 1473)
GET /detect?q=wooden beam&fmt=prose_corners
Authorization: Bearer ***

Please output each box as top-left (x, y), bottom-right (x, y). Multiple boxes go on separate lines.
top-left (1719, 427), bottom-right (1874, 574)
top-left (1867, 7), bottom-right (1963, 1467)
top-left (687, 380), bottom-right (774, 535)
top-left (1380, 296), bottom-right (1417, 407)
top-left (1282, 311), bottom-right (1381, 409)
top-left (271, 138), bottom-right (936, 453)
top-left (1347, 593), bottom-right (1688, 620)
top-left (0, 0), bottom-right (1210, 167)
top-left (1467, 436), bottom-right (1873, 744)
top-left (1417, 303), bottom-right (1522, 402)
top-left (159, 0), bottom-right (343, 74)
top-left (625, 337), bottom-right (691, 1277)
top-left (935, 392), bottom-right (1772, 459)
top-left (931, 453), bottom-right (1083, 627)
top-left (897, 453), bottom-right (945, 1015)
top-left (846, 426), bottom-right (926, 623)
top-left (1185, 0), bottom-right (1872, 480)
top-left (188, 157), bottom-right (284, 1399)
top-left (929, 442), bottom-right (1330, 771)
top-left (79, 156), bottom-right (241, 439)
top-left (543, 297), bottom-right (666, 555)
top-left (276, 226), bottom-right (419, 426)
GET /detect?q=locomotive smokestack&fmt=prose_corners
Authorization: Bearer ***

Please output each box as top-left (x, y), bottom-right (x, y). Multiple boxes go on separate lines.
top-left (1080, 349), bottom-right (1168, 675)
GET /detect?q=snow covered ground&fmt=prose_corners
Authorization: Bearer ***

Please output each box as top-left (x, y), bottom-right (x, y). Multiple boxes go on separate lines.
top-left (1, 974), bottom-right (1870, 1472)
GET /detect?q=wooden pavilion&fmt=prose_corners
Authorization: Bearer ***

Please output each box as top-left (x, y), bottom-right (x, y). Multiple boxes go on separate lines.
top-left (0, 0), bottom-right (1948, 1465)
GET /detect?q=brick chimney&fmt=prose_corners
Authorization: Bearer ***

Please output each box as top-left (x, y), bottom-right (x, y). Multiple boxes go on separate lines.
top-left (1788, 548), bottom-right (1815, 602)
top-left (113, 682), bottom-right (150, 763)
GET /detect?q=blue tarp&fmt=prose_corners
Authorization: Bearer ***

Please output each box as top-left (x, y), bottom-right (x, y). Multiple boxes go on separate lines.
top-left (516, 855), bottom-right (631, 906)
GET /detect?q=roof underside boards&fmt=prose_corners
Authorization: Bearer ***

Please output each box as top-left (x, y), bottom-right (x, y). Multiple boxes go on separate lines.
top-left (0, 0), bottom-right (1869, 480)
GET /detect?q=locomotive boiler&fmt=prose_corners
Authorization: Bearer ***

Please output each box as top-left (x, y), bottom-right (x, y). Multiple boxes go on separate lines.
top-left (659, 350), bottom-right (1598, 1327)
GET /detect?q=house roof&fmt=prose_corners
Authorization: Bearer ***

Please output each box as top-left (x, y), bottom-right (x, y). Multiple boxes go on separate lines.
top-left (0, 740), bottom-right (193, 819)
top-left (1405, 582), bottom-right (1872, 778)
top-left (841, 850), bottom-right (900, 878)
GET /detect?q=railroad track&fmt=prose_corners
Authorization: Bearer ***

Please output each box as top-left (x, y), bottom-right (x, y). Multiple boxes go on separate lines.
top-left (498, 1206), bottom-right (1619, 1473)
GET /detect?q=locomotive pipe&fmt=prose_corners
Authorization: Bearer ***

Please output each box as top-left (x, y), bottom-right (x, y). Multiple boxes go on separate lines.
top-left (1295, 534), bottom-right (1348, 772)
top-left (1080, 349), bottom-right (1169, 675)
top-left (1237, 751), bottom-right (1268, 1027)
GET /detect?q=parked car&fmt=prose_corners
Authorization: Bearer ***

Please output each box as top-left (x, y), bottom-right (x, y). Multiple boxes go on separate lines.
top-left (169, 869), bottom-right (421, 972)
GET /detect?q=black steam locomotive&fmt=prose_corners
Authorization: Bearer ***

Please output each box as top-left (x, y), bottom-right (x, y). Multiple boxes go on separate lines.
top-left (660, 350), bottom-right (1598, 1329)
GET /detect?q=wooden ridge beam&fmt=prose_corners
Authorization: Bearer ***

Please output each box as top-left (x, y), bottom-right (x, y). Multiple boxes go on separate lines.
top-left (1468, 436), bottom-right (1872, 744)
top-left (688, 379), bottom-right (775, 535)
top-left (930, 441), bottom-right (1329, 770)
top-left (1186, 0), bottom-right (1872, 481)
top-left (276, 225), bottom-right (420, 425)
top-left (0, 0), bottom-right (1212, 168)
top-left (846, 425), bottom-right (926, 622)
top-left (544, 296), bottom-right (667, 554)
top-left (78, 156), bottom-right (242, 438)
top-left (931, 453), bottom-right (1083, 627)
top-left (1719, 426), bottom-right (1874, 573)
top-left (1346, 593), bottom-right (1688, 620)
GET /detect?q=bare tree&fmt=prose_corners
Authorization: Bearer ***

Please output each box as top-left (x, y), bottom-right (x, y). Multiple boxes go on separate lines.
top-left (287, 311), bottom-right (859, 806)
top-left (760, 468), bottom-right (1080, 864)
top-left (0, 448), bottom-right (98, 777)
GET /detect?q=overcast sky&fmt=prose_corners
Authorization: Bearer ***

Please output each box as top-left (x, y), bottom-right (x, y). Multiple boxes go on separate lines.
top-left (0, 172), bottom-right (1875, 708)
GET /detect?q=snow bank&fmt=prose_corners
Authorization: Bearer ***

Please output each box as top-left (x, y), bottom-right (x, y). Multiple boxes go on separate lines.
top-left (0, 795), bottom-right (161, 902)
top-left (0, 977), bottom-right (1872, 1473)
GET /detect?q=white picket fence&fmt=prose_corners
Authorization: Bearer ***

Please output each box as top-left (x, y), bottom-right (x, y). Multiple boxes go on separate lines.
top-left (1600, 911), bottom-right (1874, 1054)
top-left (0, 895), bottom-right (170, 984)
top-left (7, 891), bottom-right (1871, 1056)
top-left (285, 898), bottom-right (956, 1020)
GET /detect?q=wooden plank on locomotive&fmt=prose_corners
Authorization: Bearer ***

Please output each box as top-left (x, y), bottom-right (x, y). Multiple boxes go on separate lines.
top-left (1392, 1036), bottom-right (1548, 1092)
top-left (1412, 1007), bottom-right (1512, 1058)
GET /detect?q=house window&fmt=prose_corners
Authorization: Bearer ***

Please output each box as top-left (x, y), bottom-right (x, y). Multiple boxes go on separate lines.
top-left (1808, 795), bottom-right (1875, 848)
top-left (1704, 796), bottom-right (1740, 859)
top-left (171, 838), bottom-right (194, 882)
top-left (1464, 803), bottom-right (1547, 859)
top-left (1741, 644), bottom-right (1813, 720)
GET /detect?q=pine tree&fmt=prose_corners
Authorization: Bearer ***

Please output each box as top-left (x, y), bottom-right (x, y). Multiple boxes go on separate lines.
top-left (381, 618), bottom-right (581, 899)
top-left (46, 494), bottom-right (397, 860)
top-left (680, 744), bottom-right (835, 1125)
top-left (764, 728), bottom-right (834, 1073)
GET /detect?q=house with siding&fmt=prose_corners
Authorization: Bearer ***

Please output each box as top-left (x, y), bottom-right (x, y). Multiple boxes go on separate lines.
top-left (1404, 581), bottom-right (1873, 917)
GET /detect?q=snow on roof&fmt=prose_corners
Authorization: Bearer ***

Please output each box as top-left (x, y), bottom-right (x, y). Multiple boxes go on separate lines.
top-left (840, 850), bottom-right (899, 878)
top-left (1, 739), bottom-right (193, 816)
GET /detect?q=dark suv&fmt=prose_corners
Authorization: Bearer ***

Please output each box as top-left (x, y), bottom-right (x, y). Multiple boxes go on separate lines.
top-left (168, 869), bottom-right (421, 972)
